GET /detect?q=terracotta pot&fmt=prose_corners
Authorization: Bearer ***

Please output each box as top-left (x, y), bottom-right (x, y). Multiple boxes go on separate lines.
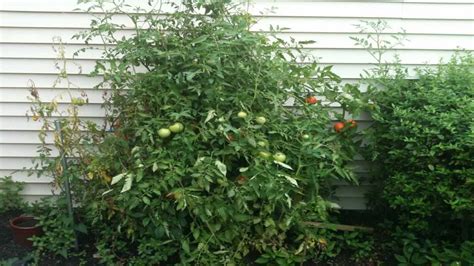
top-left (10, 216), bottom-right (43, 247)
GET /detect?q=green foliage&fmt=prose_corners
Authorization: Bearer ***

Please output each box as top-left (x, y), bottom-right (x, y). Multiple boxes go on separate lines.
top-left (357, 20), bottom-right (474, 264)
top-left (341, 231), bottom-right (376, 263)
top-left (0, 176), bottom-right (27, 213)
top-left (30, 197), bottom-right (78, 260)
top-left (57, 0), bottom-right (363, 264)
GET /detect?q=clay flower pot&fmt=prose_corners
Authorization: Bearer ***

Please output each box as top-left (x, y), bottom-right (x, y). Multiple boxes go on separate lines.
top-left (10, 216), bottom-right (43, 247)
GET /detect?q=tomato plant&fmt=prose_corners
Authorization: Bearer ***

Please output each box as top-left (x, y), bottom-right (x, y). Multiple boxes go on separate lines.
top-left (33, 0), bottom-right (366, 264)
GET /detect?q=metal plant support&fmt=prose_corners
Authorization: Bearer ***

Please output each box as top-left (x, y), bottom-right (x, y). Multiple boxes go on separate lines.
top-left (54, 120), bottom-right (79, 251)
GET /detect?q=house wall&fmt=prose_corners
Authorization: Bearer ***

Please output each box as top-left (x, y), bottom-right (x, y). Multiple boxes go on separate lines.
top-left (1, 0), bottom-right (473, 209)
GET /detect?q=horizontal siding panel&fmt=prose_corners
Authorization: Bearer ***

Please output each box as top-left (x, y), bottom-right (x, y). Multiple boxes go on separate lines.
top-left (0, 131), bottom-right (53, 144)
top-left (0, 157), bottom-right (36, 170)
top-left (0, 58), bottom-right (437, 79)
top-left (404, 1), bottom-right (473, 3)
top-left (335, 185), bottom-right (370, 197)
top-left (0, 73), bottom-right (359, 89)
top-left (23, 195), bottom-right (51, 203)
top-left (0, 73), bottom-right (104, 89)
top-left (0, 144), bottom-right (59, 157)
top-left (1, 28), bottom-right (472, 51)
top-left (0, 117), bottom-right (104, 130)
top-left (0, 43), bottom-right (105, 60)
top-left (0, 88), bottom-right (105, 104)
top-left (0, 102), bottom-right (106, 117)
top-left (253, 2), bottom-right (473, 20)
top-left (20, 183), bottom-right (57, 196)
top-left (2, 1), bottom-right (473, 20)
top-left (2, 12), bottom-right (473, 35)
top-left (0, 170), bottom-right (53, 183)
top-left (1, 43), bottom-right (462, 65)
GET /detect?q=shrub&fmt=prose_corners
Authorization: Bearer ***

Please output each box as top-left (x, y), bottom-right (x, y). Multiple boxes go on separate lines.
top-left (366, 53), bottom-right (474, 263)
top-left (0, 176), bottom-right (27, 213)
top-left (57, 0), bottom-right (365, 264)
top-left (31, 197), bottom-right (78, 260)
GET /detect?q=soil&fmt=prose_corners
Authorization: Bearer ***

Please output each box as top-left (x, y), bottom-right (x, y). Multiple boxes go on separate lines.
top-left (13, 219), bottom-right (39, 228)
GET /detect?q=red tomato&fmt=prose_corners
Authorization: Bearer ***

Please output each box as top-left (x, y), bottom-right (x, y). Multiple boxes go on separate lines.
top-left (334, 122), bottom-right (345, 133)
top-left (305, 96), bottom-right (318, 105)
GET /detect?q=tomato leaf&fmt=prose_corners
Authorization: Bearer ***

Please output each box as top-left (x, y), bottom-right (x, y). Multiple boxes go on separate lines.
top-left (121, 175), bottom-right (133, 193)
top-left (111, 173), bottom-right (126, 185)
top-left (204, 109), bottom-right (216, 123)
top-left (280, 174), bottom-right (298, 187)
top-left (215, 160), bottom-right (227, 177)
top-left (274, 161), bottom-right (294, 170)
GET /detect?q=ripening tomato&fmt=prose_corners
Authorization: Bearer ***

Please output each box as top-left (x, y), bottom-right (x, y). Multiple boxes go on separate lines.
top-left (237, 175), bottom-right (247, 185)
top-left (333, 122), bottom-right (345, 133)
top-left (347, 119), bottom-right (357, 129)
top-left (305, 96), bottom-right (318, 105)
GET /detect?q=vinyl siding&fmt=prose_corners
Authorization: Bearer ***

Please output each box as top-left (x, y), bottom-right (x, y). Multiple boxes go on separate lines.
top-left (1, 0), bottom-right (473, 209)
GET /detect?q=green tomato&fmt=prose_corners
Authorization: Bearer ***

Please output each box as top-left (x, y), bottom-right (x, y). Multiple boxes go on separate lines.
top-left (255, 116), bottom-right (266, 125)
top-left (302, 134), bottom-right (310, 140)
top-left (158, 128), bottom-right (171, 138)
top-left (237, 111), bottom-right (247, 118)
top-left (71, 97), bottom-right (85, 106)
top-left (273, 152), bottom-right (286, 162)
top-left (259, 151), bottom-right (272, 159)
top-left (257, 141), bottom-right (267, 147)
top-left (169, 122), bottom-right (184, 133)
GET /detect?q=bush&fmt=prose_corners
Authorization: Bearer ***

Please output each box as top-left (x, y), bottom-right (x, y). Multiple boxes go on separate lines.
top-left (50, 0), bottom-right (365, 264)
top-left (31, 197), bottom-right (78, 260)
top-left (366, 53), bottom-right (474, 263)
top-left (0, 176), bottom-right (27, 213)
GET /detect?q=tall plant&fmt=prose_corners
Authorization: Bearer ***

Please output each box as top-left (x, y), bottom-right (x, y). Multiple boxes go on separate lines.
top-left (30, 0), bottom-right (367, 264)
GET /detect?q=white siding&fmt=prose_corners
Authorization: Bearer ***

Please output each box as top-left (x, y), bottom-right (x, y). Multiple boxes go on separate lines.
top-left (1, 0), bottom-right (473, 209)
